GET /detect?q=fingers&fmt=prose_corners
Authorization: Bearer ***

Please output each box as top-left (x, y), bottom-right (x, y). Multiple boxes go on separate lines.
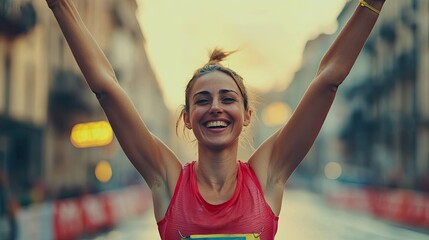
top-left (46, 0), bottom-right (61, 9)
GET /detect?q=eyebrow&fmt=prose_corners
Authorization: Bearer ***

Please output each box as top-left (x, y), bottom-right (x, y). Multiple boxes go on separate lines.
top-left (193, 89), bottom-right (239, 99)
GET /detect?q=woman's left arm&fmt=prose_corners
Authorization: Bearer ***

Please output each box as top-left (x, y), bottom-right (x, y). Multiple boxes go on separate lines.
top-left (250, 0), bottom-right (386, 210)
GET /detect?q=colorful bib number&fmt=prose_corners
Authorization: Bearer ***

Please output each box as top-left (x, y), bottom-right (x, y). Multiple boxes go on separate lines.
top-left (182, 233), bottom-right (260, 240)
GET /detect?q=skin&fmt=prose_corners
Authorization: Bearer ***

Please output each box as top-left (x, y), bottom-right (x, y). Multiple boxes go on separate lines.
top-left (183, 71), bottom-right (251, 205)
top-left (46, 0), bottom-right (385, 223)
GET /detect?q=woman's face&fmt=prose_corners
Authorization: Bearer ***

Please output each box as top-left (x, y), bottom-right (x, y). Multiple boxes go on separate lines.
top-left (184, 71), bottom-right (251, 150)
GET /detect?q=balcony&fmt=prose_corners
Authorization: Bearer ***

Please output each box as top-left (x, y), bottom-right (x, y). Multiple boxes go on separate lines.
top-left (0, 0), bottom-right (36, 37)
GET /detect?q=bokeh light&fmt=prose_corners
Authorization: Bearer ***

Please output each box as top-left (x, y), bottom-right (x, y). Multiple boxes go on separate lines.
top-left (262, 101), bottom-right (292, 127)
top-left (70, 121), bottom-right (113, 148)
top-left (324, 162), bottom-right (342, 180)
top-left (95, 160), bottom-right (113, 183)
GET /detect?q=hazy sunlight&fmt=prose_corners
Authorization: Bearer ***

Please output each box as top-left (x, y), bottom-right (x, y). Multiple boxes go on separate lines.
top-left (137, 0), bottom-right (349, 110)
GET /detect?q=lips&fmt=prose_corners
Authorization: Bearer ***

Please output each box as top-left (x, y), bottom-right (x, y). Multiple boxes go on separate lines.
top-left (204, 120), bottom-right (230, 128)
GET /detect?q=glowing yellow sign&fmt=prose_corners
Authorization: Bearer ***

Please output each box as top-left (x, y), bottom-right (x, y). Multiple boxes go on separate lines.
top-left (70, 121), bottom-right (113, 148)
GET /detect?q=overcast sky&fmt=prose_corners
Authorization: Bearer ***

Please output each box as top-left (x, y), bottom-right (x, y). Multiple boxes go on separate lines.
top-left (137, 0), bottom-right (349, 110)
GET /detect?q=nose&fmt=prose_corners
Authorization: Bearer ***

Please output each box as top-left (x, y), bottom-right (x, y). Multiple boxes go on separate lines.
top-left (209, 101), bottom-right (223, 114)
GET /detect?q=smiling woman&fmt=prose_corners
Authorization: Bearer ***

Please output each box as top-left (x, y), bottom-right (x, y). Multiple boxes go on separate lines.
top-left (46, 0), bottom-right (386, 239)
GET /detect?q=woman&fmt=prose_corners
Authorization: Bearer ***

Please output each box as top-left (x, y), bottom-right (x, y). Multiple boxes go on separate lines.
top-left (46, 0), bottom-right (386, 239)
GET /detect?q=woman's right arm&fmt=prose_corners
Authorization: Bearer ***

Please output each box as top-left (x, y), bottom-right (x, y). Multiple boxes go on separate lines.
top-left (46, 0), bottom-right (182, 218)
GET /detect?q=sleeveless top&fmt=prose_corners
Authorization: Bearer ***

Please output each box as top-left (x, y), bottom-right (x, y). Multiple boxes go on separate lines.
top-left (157, 161), bottom-right (279, 240)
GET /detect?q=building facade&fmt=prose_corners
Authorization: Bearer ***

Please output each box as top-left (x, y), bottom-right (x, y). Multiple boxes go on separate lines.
top-left (257, 0), bottom-right (429, 192)
top-left (342, 0), bottom-right (429, 191)
top-left (0, 0), bottom-right (171, 205)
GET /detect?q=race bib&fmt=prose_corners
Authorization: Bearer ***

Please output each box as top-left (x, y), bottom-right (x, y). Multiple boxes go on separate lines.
top-left (182, 233), bottom-right (260, 240)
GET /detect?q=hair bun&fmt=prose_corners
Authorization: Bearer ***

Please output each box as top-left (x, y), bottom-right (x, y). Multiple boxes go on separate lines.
top-left (207, 48), bottom-right (236, 66)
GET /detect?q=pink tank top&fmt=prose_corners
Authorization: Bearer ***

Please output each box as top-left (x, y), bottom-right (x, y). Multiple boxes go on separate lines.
top-left (157, 161), bottom-right (279, 240)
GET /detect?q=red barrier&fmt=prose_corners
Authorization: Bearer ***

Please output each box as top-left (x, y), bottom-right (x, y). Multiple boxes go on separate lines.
top-left (53, 199), bottom-right (84, 240)
top-left (326, 187), bottom-right (429, 229)
top-left (17, 185), bottom-right (151, 240)
top-left (104, 186), bottom-right (150, 224)
top-left (80, 194), bottom-right (114, 233)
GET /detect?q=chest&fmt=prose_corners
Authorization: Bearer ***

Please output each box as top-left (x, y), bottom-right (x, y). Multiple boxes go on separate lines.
top-left (157, 163), bottom-right (278, 239)
top-left (197, 181), bottom-right (237, 205)
top-left (164, 179), bottom-right (273, 238)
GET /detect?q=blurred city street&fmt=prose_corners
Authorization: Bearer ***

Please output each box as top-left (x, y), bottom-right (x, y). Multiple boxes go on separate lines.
top-left (1, 0), bottom-right (429, 240)
top-left (88, 189), bottom-right (429, 240)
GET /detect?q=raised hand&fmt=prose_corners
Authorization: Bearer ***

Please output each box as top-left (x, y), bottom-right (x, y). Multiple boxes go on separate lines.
top-left (46, 0), bottom-right (62, 9)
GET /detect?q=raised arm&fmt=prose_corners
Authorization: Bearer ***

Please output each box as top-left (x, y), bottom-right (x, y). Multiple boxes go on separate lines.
top-left (249, 0), bottom-right (385, 213)
top-left (46, 0), bottom-right (181, 220)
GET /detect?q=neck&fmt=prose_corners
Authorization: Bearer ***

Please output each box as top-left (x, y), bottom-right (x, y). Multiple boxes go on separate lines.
top-left (196, 145), bottom-right (239, 191)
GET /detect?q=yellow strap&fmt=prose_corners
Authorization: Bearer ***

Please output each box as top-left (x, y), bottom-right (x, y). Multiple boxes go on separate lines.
top-left (359, 0), bottom-right (381, 15)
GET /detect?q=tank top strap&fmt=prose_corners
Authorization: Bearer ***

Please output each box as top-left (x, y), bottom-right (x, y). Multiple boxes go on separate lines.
top-left (238, 161), bottom-right (265, 194)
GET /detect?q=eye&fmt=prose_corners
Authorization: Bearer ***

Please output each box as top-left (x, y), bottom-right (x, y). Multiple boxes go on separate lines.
top-left (222, 97), bottom-right (236, 104)
top-left (195, 99), bottom-right (209, 105)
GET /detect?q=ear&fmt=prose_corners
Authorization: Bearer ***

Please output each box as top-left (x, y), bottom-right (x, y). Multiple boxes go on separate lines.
top-left (243, 109), bottom-right (252, 127)
top-left (183, 111), bottom-right (192, 129)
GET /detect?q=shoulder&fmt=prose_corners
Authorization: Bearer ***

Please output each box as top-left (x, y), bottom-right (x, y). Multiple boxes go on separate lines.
top-left (238, 161), bottom-right (255, 176)
top-left (176, 161), bottom-right (195, 184)
top-left (183, 161), bottom-right (195, 172)
top-left (239, 161), bottom-right (263, 188)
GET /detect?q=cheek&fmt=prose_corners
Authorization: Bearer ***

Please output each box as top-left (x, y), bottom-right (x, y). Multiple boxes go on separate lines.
top-left (230, 106), bottom-right (247, 119)
top-left (188, 107), bottom-right (205, 123)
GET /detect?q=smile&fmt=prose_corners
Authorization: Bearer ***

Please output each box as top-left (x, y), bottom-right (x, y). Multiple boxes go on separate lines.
top-left (205, 120), bottom-right (230, 128)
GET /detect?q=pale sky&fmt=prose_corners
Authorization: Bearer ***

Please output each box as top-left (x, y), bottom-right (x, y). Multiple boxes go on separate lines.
top-left (137, 0), bottom-right (349, 110)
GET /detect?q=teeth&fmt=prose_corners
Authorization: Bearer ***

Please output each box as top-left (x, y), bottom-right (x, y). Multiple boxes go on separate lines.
top-left (206, 121), bottom-right (228, 128)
